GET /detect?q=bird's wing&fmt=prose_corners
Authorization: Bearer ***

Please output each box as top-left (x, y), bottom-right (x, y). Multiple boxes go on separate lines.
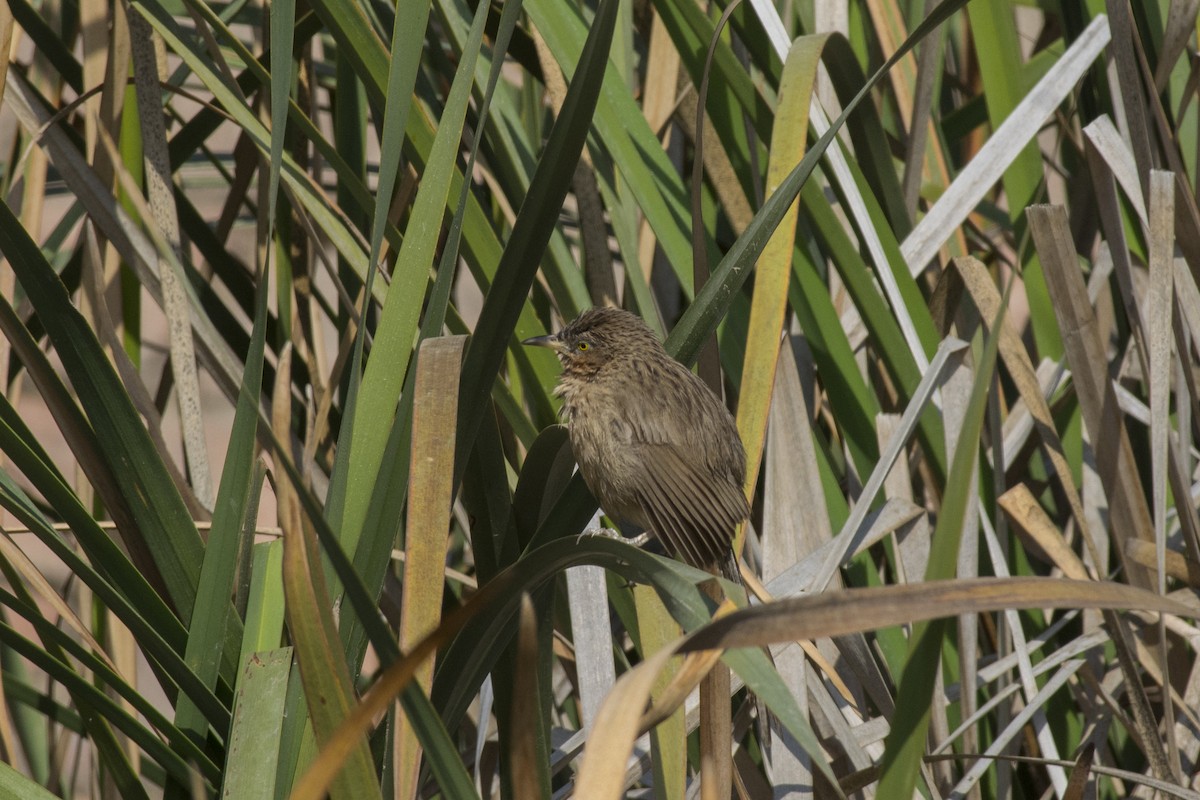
top-left (629, 441), bottom-right (749, 570)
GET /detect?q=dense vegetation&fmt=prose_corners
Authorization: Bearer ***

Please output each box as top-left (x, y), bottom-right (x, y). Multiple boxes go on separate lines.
top-left (0, 0), bottom-right (1197, 797)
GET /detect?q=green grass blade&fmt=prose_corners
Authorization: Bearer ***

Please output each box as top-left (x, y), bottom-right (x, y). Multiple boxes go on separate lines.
top-left (0, 761), bottom-right (57, 800)
top-left (0, 198), bottom-right (203, 620)
top-left (525, 0), bottom-right (694, 289)
top-left (455, 0), bottom-right (618, 472)
top-left (336, 0), bottom-right (491, 563)
top-left (266, 0), bottom-right (294, 218)
top-left (0, 587), bottom-right (217, 782)
top-left (0, 467), bottom-right (228, 731)
top-left (666, 0), bottom-right (972, 366)
top-left (240, 541), bottom-right (286, 668)
top-left (223, 648), bottom-right (293, 799)
top-left (175, 260), bottom-right (270, 739)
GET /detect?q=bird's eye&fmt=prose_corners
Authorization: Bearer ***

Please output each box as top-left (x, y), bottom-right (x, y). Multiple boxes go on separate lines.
top-left (577, 341), bottom-right (590, 351)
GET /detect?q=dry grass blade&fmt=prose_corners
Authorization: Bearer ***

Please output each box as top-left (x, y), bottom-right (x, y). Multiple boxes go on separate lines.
top-left (566, 554), bottom-right (616, 729)
top-left (0, 1), bottom-right (13, 111)
top-left (902, 15), bottom-right (1110, 274)
top-left (1063, 743), bottom-right (1096, 800)
top-left (129, 13), bottom-right (212, 510)
top-left (761, 341), bottom-right (824, 789)
top-left (976, 505), bottom-right (1072, 794)
top-left (856, 753), bottom-right (1200, 800)
top-left (681, 577), bottom-right (1196, 652)
top-left (394, 335), bottom-right (466, 799)
top-left (954, 255), bottom-right (1103, 569)
top-left (699, 582), bottom-right (733, 800)
top-left (767, 497), bottom-right (924, 598)
top-left (809, 337), bottom-right (966, 592)
top-left (950, 660), bottom-right (1086, 797)
top-left (1125, 540), bottom-right (1200, 589)
top-left (1083, 116), bottom-right (1147, 224)
top-left (1148, 171), bottom-right (1176, 595)
top-left (573, 598), bottom-right (741, 800)
top-left (575, 645), bottom-right (680, 800)
top-left (1029, 204), bottom-right (1156, 588)
top-left (1156, 0), bottom-right (1200, 91)
top-left (764, 340), bottom-right (833, 576)
top-left (636, 647), bottom-right (725, 734)
top-left (935, 627), bottom-right (1108, 752)
top-left (999, 479), bottom-right (1172, 781)
top-left (1147, 166), bottom-right (1185, 779)
top-left (998, 484), bottom-right (1091, 581)
top-left (939, 343), bottom-right (984, 789)
top-left (1174, 256), bottom-right (1200, 360)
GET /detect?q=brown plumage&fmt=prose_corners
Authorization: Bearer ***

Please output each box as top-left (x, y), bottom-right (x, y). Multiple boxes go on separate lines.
top-left (523, 307), bottom-right (748, 579)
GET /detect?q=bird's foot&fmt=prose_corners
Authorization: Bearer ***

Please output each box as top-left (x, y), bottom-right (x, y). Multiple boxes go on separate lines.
top-left (578, 528), bottom-right (651, 548)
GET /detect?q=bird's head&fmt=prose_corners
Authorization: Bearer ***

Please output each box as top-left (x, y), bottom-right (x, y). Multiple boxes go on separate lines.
top-left (522, 307), bottom-right (659, 373)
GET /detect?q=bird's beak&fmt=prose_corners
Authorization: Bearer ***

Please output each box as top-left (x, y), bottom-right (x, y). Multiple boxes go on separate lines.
top-left (521, 333), bottom-right (561, 350)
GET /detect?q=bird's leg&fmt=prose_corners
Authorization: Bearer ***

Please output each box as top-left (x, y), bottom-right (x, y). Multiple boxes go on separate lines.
top-left (577, 527), bottom-right (652, 548)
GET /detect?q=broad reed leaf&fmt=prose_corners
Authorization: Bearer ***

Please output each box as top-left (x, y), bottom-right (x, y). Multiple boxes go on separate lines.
top-left (736, 33), bottom-right (822, 516)
top-left (394, 336), bottom-right (466, 798)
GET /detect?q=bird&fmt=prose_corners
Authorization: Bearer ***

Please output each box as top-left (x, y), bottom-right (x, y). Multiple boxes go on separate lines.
top-left (522, 307), bottom-right (749, 582)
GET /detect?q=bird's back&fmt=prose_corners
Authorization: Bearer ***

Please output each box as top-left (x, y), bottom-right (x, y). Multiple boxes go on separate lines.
top-left (565, 345), bottom-right (749, 571)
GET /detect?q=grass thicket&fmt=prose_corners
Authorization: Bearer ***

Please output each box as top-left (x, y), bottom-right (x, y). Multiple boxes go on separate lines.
top-left (0, 0), bottom-right (1198, 797)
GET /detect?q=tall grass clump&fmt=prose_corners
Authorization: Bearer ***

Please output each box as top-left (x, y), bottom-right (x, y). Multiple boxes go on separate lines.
top-left (0, 0), bottom-right (1197, 797)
